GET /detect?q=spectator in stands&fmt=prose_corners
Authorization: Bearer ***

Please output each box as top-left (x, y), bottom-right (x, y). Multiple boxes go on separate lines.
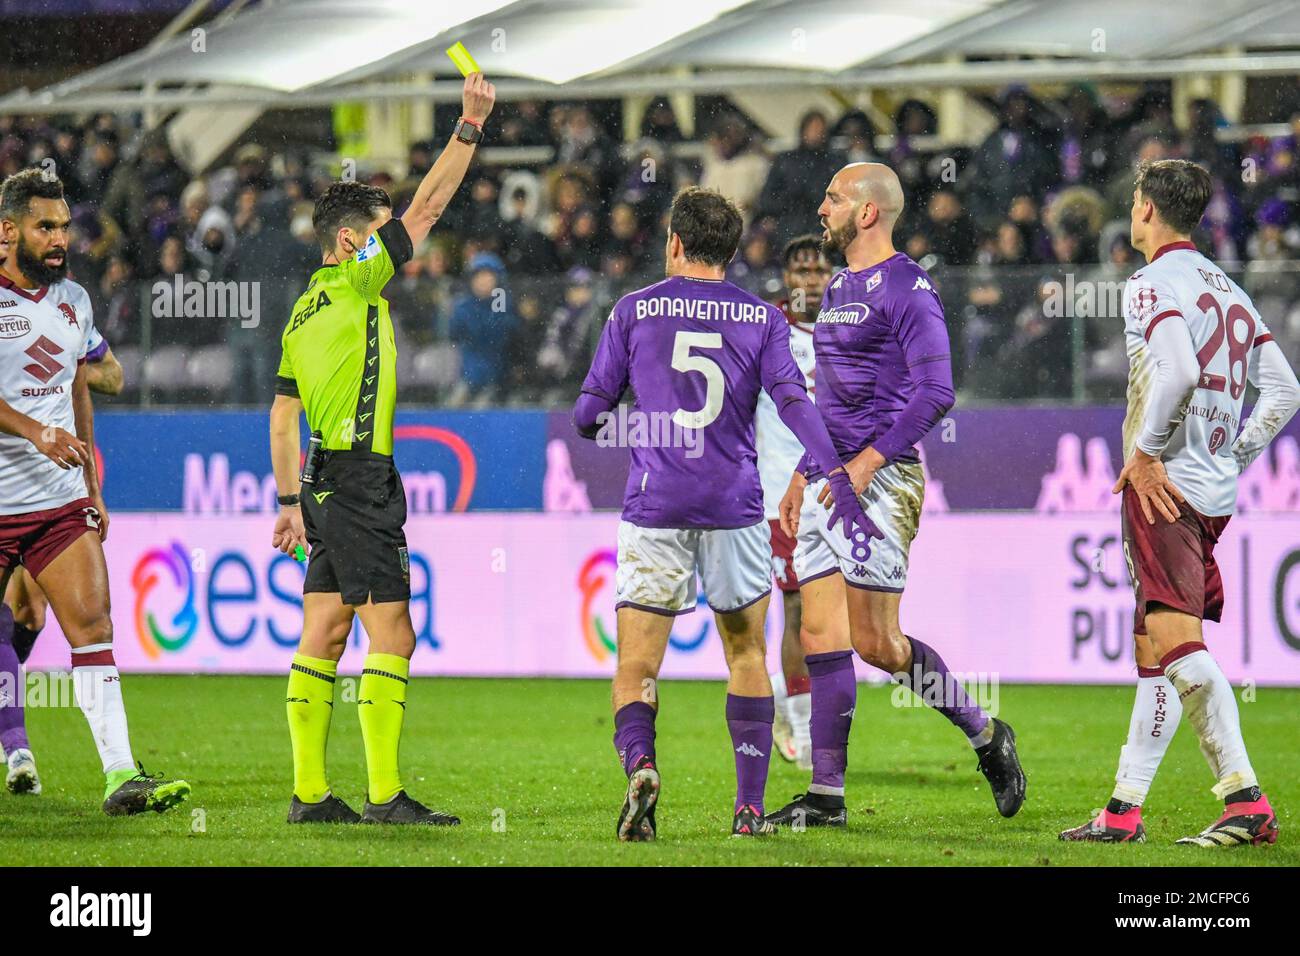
top-left (917, 189), bottom-right (978, 265)
top-left (497, 100), bottom-right (550, 148)
top-left (537, 266), bottom-right (602, 398)
top-left (448, 253), bottom-right (519, 404)
top-left (1056, 84), bottom-right (1114, 189)
top-left (95, 254), bottom-right (136, 348)
top-left (700, 113), bottom-right (769, 226)
top-left (640, 97), bottom-right (685, 144)
top-left (617, 138), bottom-right (674, 227)
top-left (556, 104), bottom-right (621, 202)
top-left (1247, 199), bottom-right (1300, 260)
top-left (79, 128), bottom-right (120, 205)
top-left (834, 109), bottom-right (877, 165)
top-left (1103, 134), bottom-right (1172, 219)
top-left (462, 174), bottom-right (506, 243)
top-left (755, 110), bottom-right (846, 241)
top-left (605, 201), bottom-right (648, 272)
top-left (888, 99), bottom-right (939, 207)
top-left (499, 182), bottom-right (560, 274)
top-left (101, 129), bottom-right (187, 249)
top-left (727, 230), bottom-right (781, 296)
top-left (965, 86), bottom-right (1059, 229)
top-left (229, 193), bottom-right (306, 404)
top-left (504, 290), bottom-right (549, 401)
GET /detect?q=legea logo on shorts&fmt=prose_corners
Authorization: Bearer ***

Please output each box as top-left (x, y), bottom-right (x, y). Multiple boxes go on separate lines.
top-left (577, 549), bottom-right (709, 662)
top-left (131, 542), bottom-right (199, 659)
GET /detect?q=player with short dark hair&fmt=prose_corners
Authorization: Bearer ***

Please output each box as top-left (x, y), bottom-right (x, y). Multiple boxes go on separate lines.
top-left (758, 235), bottom-right (841, 770)
top-left (269, 71), bottom-right (494, 825)
top-left (573, 187), bottom-right (874, 840)
top-left (1060, 158), bottom-right (1299, 846)
top-left (0, 167), bottom-right (190, 813)
top-left (0, 232), bottom-right (124, 795)
top-left (766, 163), bottom-right (1026, 830)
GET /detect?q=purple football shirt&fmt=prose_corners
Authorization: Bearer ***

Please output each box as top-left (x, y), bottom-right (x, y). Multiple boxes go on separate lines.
top-left (579, 275), bottom-right (806, 529)
top-left (807, 253), bottom-right (955, 475)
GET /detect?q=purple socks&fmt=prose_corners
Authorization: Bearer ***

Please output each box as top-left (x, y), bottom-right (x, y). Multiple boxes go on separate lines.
top-left (0, 606), bottom-right (29, 756)
top-left (726, 693), bottom-right (773, 813)
top-left (807, 650), bottom-right (856, 796)
top-left (613, 701), bottom-right (656, 777)
top-left (897, 637), bottom-right (990, 741)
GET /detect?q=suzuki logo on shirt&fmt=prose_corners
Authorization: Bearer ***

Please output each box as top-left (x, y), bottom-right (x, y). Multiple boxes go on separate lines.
top-left (23, 335), bottom-right (65, 383)
top-left (912, 277), bottom-right (933, 292)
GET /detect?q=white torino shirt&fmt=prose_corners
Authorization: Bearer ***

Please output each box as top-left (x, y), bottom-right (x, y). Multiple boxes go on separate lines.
top-left (0, 276), bottom-right (94, 515)
top-left (1122, 241), bottom-right (1274, 517)
top-left (755, 308), bottom-right (816, 520)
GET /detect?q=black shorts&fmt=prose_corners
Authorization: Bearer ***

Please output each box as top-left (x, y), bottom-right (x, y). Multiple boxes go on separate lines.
top-left (301, 451), bottom-right (411, 605)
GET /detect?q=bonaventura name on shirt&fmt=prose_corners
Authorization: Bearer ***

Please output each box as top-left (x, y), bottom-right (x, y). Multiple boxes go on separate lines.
top-left (633, 297), bottom-right (769, 323)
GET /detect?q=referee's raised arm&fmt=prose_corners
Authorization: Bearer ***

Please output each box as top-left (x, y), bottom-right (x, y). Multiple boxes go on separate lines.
top-left (401, 72), bottom-right (496, 248)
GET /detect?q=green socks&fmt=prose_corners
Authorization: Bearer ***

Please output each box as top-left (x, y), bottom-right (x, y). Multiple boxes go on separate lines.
top-left (358, 653), bottom-right (410, 805)
top-left (286, 653), bottom-right (338, 804)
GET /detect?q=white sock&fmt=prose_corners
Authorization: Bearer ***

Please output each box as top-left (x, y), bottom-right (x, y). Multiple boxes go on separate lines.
top-left (769, 672), bottom-right (789, 720)
top-left (1112, 671), bottom-right (1182, 806)
top-left (1163, 646), bottom-right (1258, 799)
top-left (71, 644), bottom-right (135, 775)
top-left (787, 691), bottom-right (812, 749)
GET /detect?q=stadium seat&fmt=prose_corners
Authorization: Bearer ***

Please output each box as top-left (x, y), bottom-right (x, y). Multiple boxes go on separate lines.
top-left (185, 345), bottom-right (236, 391)
top-left (410, 345), bottom-right (461, 392)
top-left (113, 345), bottom-right (144, 393)
top-left (141, 346), bottom-right (191, 393)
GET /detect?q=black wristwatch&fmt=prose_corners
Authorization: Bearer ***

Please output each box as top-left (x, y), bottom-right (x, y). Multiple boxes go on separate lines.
top-left (454, 117), bottom-right (484, 146)
top-left (277, 494), bottom-right (301, 507)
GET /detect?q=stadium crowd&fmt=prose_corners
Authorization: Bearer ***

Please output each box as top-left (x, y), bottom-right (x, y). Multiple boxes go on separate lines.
top-left (2, 80), bottom-right (1299, 406)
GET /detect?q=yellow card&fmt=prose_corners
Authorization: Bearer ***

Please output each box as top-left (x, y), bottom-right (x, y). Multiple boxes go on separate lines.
top-left (445, 41), bottom-right (480, 77)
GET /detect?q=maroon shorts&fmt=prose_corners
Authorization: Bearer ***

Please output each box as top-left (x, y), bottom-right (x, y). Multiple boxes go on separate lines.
top-left (1121, 487), bottom-right (1230, 636)
top-left (769, 518), bottom-right (799, 593)
top-left (0, 497), bottom-right (101, 579)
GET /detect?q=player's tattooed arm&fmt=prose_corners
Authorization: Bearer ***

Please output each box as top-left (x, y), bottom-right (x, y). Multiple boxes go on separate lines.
top-left (71, 362), bottom-right (108, 540)
top-left (0, 397), bottom-right (87, 470)
top-left (85, 347), bottom-right (124, 396)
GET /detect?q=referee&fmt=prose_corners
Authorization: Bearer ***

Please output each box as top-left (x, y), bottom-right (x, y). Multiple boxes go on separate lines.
top-left (269, 73), bottom-right (495, 825)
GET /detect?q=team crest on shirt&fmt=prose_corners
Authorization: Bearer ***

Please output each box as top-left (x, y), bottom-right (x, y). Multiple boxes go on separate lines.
top-left (865, 271), bottom-right (882, 293)
top-left (1128, 285), bottom-right (1159, 323)
top-left (58, 302), bottom-right (78, 327)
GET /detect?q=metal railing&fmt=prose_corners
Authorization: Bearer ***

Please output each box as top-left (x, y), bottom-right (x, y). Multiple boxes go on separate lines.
top-left (96, 260), bottom-right (1300, 409)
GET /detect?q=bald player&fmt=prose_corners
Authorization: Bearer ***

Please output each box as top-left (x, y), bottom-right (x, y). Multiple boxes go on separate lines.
top-left (766, 164), bottom-right (1027, 828)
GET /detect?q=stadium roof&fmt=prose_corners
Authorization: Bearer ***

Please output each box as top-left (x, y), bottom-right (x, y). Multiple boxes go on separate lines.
top-left (4, 0), bottom-right (1300, 112)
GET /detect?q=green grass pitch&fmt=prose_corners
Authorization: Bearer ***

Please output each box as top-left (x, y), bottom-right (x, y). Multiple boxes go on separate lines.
top-left (4, 676), bottom-right (1296, 866)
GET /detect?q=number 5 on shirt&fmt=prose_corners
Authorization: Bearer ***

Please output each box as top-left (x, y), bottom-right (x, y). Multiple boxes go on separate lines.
top-left (671, 331), bottom-right (724, 429)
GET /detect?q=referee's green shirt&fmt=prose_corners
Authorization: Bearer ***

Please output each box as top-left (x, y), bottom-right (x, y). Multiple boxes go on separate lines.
top-left (275, 218), bottom-right (414, 456)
